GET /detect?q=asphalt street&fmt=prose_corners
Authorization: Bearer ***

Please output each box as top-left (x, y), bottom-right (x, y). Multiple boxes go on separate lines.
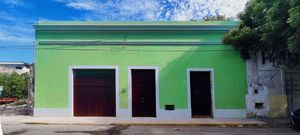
top-left (2, 124), bottom-right (300, 135)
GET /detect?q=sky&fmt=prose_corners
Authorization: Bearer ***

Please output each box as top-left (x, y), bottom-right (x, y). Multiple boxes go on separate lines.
top-left (0, 0), bottom-right (248, 63)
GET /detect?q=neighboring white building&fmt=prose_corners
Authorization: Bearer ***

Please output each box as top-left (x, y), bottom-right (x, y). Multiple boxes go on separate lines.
top-left (0, 62), bottom-right (30, 74)
top-left (247, 52), bottom-right (300, 118)
top-left (246, 53), bottom-right (286, 118)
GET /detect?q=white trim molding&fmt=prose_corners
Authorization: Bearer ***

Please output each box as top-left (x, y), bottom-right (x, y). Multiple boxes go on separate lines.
top-left (157, 109), bottom-right (191, 119)
top-left (68, 66), bottom-right (120, 117)
top-left (214, 109), bottom-right (247, 118)
top-left (186, 68), bottom-right (216, 118)
top-left (34, 22), bottom-right (237, 31)
top-left (128, 66), bottom-right (160, 117)
top-left (34, 108), bottom-right (71, 117)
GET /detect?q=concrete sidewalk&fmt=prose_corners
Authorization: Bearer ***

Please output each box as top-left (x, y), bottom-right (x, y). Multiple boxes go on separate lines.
top-left (0, 116), bottom-right (267, 126)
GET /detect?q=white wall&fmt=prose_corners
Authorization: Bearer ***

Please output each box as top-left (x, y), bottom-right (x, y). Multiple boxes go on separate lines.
top-left (0, 65), bottom-right (30, 74)
top-left (246, 53), bottom-right (287, 117)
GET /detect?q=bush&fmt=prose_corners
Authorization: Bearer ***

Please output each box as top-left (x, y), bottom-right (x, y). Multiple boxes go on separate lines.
top-left (0, 72), bottom-right (29, 99)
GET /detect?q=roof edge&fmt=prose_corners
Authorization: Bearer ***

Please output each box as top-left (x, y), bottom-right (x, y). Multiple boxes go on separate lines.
top-left (34, 21), bottom-right (238, 31)
top-left (0, 61), bottom-right (29, 65)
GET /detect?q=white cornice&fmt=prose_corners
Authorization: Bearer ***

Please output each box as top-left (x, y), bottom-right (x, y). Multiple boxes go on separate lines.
top-left (34, 24), bottom-right (236, 31)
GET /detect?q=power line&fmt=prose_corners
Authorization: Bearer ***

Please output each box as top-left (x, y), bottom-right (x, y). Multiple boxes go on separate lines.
top-left (0, 48), bottom-right (34, 50)
top-left (0, 45), bottom-right (34, 47)
top-left (34, 0), bottom-right (40, 65)
top-left (36, 0), bottom-right (40, 23)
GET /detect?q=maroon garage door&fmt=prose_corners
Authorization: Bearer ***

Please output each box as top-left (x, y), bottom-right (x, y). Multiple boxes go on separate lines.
top-left (73, 69), bottom-right (116, 117)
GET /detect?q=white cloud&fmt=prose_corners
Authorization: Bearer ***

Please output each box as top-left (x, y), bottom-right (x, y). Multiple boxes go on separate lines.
top-left (0, 31), bottom-right (33, 44)
top-left (215, 0), bottom-right (248, 18)
top-left (66, 0), bottom-right (97, 11)
top-left (3, 0), bottom-right (24, 6)
top-left (54, 0), bottom-right (248, 21)
top-left (158, 0), bottom-right (248, 21)
top-left (82, 0), bottom-right (160, 21)
top-left (0, 12), bottom-right (34, 45)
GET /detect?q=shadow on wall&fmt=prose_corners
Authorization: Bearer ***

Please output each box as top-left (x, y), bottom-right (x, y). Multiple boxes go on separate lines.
top-left (157, 45), bottom-right (247, 110)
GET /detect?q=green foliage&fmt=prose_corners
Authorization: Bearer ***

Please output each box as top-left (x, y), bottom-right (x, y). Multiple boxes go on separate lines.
top-left (204, 15), bottom-right (226, 21)
top-left (0, 72), bottom-right (29, 99)
top-left (223, 0), bottom-right (300, 67)
top-left (288, 0), bottom-right (300, 53)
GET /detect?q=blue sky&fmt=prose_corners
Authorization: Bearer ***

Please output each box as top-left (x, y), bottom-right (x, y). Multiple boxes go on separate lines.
top-left (0, 0), bottom-right (248, 63)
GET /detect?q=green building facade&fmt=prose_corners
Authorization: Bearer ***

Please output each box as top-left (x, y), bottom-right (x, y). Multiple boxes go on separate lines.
top-left (34, 21), bottom-right (247, 118)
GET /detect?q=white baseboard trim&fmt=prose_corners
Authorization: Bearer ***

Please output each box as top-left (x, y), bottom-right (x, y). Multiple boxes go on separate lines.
top-left (116, 109), bottom-right (131, 117)
top-left (34, 108), bottom-right (246, 118)
top-left (34, 108), bottom-right (72, 117)
top-left (35, 108), bottom-right (130, 117)
top-left (157, 109), bottom-right (191, 119)
top-left (214, 109), bottom-right (246, 118)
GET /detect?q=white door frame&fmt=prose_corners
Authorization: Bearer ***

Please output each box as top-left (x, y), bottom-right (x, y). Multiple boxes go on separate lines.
top-left (186, 68), bottom-right (216, 118)
top-left (128, 66), bottom-right (159, 117)
top-left (68, 66), bottom-right (119, 117)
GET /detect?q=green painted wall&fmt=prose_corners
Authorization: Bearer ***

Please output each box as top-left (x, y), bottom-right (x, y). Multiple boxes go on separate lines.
top-left (35, 22), bottom-right (247, 110)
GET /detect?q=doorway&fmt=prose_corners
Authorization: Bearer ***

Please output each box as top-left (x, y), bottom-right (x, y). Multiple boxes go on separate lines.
top-left (189, 71), bottom-right (213, 118)
top-left (131, 69), bottom-right (156, 117)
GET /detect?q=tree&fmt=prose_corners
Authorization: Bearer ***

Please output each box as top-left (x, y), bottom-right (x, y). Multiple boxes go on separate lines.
top-left (288, 0), bottom-right (300, 53)
top-left (204, 15), bottom-right (226, 21)
top-left (0, 72), bottom-right (29, 99)
top-left (223, 0), bottom-right (300, 68)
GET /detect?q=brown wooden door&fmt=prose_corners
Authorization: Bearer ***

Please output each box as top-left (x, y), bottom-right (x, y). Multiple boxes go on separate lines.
top-left (190, 71), bottom-right (212, 117)
top-left (132, 69), bottom-right (156, 117)
top-left (73, 69), bottom-right (116, 117)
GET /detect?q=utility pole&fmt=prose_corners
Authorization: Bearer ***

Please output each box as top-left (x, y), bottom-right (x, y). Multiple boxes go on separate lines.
top-left (28, 64), bottom-right (34, 116)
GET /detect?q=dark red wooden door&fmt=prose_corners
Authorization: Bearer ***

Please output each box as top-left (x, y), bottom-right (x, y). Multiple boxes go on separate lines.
top-left (190, 71), bottom-right (212, 117)
top-left (132, 69), bottom-right (156, 117)
top-left (73, 69), bottom-right (116, 117)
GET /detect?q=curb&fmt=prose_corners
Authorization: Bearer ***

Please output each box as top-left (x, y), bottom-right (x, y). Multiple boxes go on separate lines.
top-left (112, 122), bottom-right (267, 127)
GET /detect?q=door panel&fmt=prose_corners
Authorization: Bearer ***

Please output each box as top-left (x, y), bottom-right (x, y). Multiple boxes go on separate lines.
top-left (73, 69), bottom-right (116, 116)
top-left (190, 71), bottom-right (212, 117)
top-left (132, 69), bottom-right (156, 117)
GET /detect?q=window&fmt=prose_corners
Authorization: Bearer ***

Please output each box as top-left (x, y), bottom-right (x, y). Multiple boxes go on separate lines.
top-left (255, 103), bottom-right (264, 109)
top-left (15, 66), bottom-right (22, 69)
top-left (254, 89), bottom-right (258, 94)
